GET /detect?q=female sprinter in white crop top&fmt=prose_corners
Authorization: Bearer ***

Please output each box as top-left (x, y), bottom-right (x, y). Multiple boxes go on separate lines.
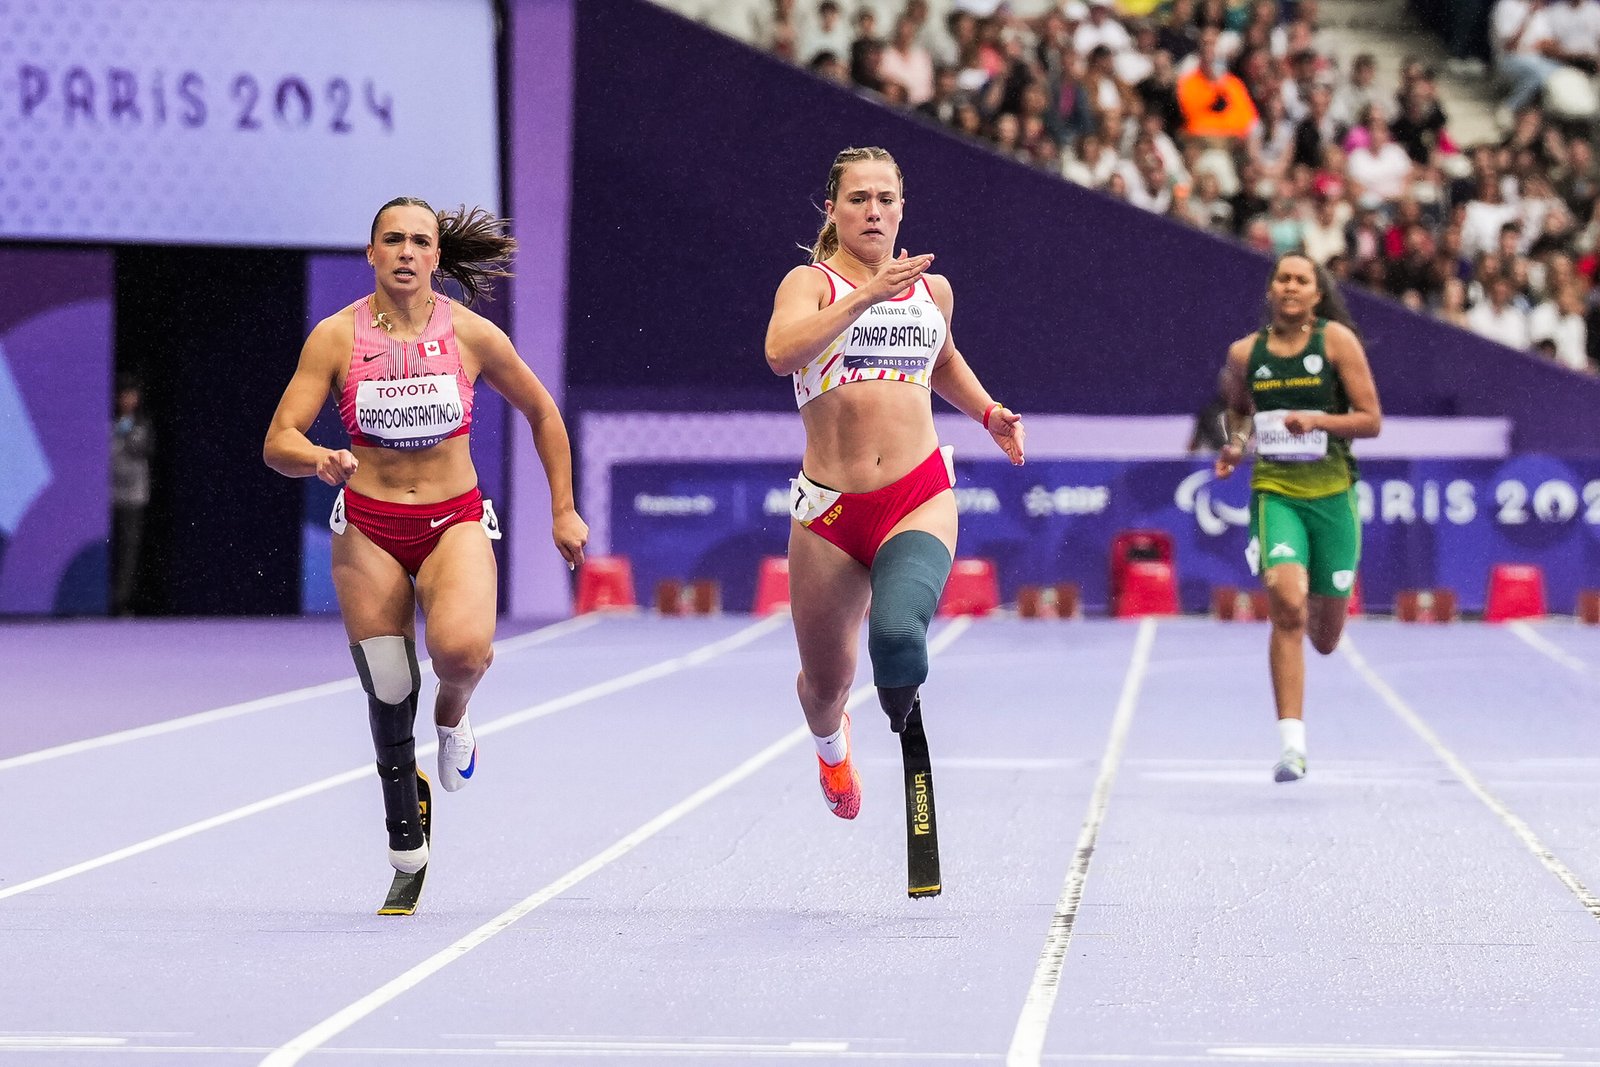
top-left (763, 146), bottom-right (1024, 827)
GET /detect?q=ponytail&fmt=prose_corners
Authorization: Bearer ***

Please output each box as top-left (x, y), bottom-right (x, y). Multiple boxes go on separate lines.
top-left (369, 197), bottom-right (517, 306)
top-left (800, 146), bottom-right (902, 263)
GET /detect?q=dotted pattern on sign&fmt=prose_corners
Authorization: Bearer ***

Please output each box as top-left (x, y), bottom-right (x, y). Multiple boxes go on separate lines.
top-left (1, 0), bottom-right (500, 246)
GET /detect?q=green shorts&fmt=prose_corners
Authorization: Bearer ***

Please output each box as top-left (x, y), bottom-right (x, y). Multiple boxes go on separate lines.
top-left (1247, 487), bottom-right (1361, 598)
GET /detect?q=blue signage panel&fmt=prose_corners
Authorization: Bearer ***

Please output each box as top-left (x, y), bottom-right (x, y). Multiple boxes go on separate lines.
top-left (609, 457), bottom-right (1600, 614)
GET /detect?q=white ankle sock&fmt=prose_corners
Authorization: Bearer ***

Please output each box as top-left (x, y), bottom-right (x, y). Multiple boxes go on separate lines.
top-left (1278, 717), bottom-right (1306, 754)
top-left (813, 722), bottom-right (848, 766)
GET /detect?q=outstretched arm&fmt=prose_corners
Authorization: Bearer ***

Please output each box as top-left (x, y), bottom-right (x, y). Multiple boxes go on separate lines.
top-left (926, 274), bottom-right (1024, 466)
top-left (468, 317), bottom-right (589, 569)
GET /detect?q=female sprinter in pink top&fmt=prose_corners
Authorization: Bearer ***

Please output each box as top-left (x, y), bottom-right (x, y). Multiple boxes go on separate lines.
top-left (764, 147), bottom-right (1024, 853)
top-left (264, 198), bottom-right (587, 905)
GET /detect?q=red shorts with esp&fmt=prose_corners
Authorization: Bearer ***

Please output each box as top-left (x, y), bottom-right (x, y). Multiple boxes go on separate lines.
top-left (791, 446), bottom-right (955, 567)
top-left (333, 486), bottom-right (495, 576)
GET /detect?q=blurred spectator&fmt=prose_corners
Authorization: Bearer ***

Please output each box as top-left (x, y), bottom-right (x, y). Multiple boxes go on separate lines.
top-left (1077, 0), bottom-right (1134, 55)
top-left (1529, 278), bottom-right (1592, 369)
top-left (1158, 0), bottom-right (1200, 62)
top-left (1468, 274), bottom-right (1533, 346)
top-left (1491, 0), bottom-right (1559, 121)
top-left (111, 376), bottom-right (154, 616)
top-left (1177, 29), bottom-right (1259, 138)
top-left (1436, 276), bottom-right (1473, 327)
top-left (881, 14), bottom-right (936, 104)
top-left (1302, 191), bottom-right (1350, 263)
top-left (809, 49), bottom-right (851, 85)
top-left (1063, 130), bottom-right (1119, 187)
top-left (798, 0), bottom-right (851, 64)
top-left (1346, 118), bottom-right (1415, 204)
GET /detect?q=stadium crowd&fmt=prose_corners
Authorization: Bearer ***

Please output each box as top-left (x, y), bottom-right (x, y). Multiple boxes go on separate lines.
top-left (678, 0), bottom-right (1600, 375)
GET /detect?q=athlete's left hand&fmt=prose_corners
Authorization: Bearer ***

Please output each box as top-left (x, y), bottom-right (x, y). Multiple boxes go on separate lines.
top-left (553, 508), bottom-right (589, 571)
top-left (1283, 411), bottom-right (1321, 434)
top-left (988, 406), bottom-right (1025, 465)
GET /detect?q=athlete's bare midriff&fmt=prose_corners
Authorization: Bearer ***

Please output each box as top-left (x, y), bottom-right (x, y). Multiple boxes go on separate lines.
top-left (345, 435), bottom-right (478, 504)
top-left (799, 379), bottom-right (940, 492)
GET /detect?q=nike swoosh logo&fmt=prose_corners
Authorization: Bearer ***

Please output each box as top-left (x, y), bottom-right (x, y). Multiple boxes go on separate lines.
top-left (461, 748), bottom-right (476, 779)
top-left (362, 353), bottom-right (381, 362)
top-left (429, 510), bottom-right (462, 528)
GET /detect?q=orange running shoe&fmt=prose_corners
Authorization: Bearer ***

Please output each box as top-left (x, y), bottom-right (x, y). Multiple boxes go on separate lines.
top-left (817, 712), bottom-right (861, 820)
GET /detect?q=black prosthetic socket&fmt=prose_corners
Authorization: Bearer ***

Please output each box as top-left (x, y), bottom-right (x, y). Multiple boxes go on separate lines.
top-left (371, 704), bottom-right (423, 851)
top-left (352, 638), bottom-right (424, 852)
top-left (878, 684), bottom-right (921, 734)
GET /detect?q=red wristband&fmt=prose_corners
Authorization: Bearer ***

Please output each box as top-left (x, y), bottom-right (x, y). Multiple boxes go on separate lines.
top-left (981, 402), bottom-right (1002, 430)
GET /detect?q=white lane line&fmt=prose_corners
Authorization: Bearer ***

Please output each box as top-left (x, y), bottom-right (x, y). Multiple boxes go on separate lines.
top-left (0, 617), bottom-right (780, 904)
top-left (259, 618), bottom-right (972, 1067)
top-left (0, 614), bottom-right (601, 772)
top-left (1006, 617), bottom-right (1158, 1067)
top-left (1342, 634), bottom-right (1600, 921)
top-left (1509, 621), bottom-right (1591, 675)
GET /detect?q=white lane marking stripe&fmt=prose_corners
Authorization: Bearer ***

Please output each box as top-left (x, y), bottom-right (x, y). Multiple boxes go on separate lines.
top-left (0, 617), bottom-right (780, 904)
top-left (1508, 621), bottom-right (1591, 675)
top-left (0, 614), bottom-right (601, 772)
top-left (258, 618), bottom-right (972, 1067)
top-left (1342, 634), bottom-right (1600, 920)
top-left (1006, 617), bottom-right (1157, 1067)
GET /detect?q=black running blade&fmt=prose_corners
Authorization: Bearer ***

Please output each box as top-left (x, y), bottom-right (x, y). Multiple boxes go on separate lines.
top-left (378, 771), bottom-right (431, 916)
top-left (901, 708), bottom-right (941, 899)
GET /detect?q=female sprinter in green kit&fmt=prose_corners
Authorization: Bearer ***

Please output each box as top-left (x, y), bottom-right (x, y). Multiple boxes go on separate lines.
top-left (1214, 252), bottom-right (1382, 783)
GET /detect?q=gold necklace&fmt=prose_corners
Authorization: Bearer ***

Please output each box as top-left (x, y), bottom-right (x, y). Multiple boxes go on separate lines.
top-left (370, 293), bottom-right (434, 333)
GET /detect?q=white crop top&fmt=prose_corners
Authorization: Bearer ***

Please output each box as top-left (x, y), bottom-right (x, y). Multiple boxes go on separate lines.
top-left (792, 262), bottom-right (947, 409)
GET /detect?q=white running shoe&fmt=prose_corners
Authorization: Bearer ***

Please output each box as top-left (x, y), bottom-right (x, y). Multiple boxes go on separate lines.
top-left (389, 841), bottom-right (428, 874)
top-left (1273, 749), bottom-right (1307, 783)
top-left (437, 711), bottom-right (478, 793)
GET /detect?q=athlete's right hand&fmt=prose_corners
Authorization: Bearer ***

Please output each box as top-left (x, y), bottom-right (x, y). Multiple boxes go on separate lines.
top-left (865, 249), bottom-right (934, 303)
top-left (1214, 442), bottom-right (1243, 479)
top-left (316, 448), bottom-right (359, 485)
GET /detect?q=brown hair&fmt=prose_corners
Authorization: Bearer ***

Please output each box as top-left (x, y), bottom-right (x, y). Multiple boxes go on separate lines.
top-left (369, 197), bottom-right (517, 305)
top-left (808, 147), bottom-right (903, 263)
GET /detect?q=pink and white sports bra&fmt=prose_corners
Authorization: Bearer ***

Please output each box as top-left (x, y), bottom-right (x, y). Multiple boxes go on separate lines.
top-left (338, 294), bottom-right (474, 450)
top-left (792, 262), bottom-right (947, 409)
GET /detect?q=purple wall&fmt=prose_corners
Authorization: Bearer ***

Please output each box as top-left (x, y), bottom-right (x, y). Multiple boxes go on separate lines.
top-left (506, 0), bottom-right (578, 620)
top-left (565, 0), bottom-right (1600, 453)
top-left (0, 248), bottom-right (113, 614)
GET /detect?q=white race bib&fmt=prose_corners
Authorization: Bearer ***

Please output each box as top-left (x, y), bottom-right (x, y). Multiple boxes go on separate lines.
top-left (354, 374), bottom-right (464, 449)
top-left (789, 472), bottom-right (843, 526)
top-left (1253, 409), bottom-right (1327, 462)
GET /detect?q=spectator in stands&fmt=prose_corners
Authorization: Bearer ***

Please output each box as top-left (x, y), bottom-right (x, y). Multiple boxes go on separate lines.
top-left (1158, 0), bottom-right (1200, 61)
top-left (1346, 117), bottom-right (1415, 205)
top-left (1391, 72), bottom-right (1452, 165)
top-left (1491, 0), bottom-right (1559, 122)
top-left (1063, 130), bottom-right (1119, 187)
top-left (798, 0), bottom-right (851, 65)
top-left (1543, 0), bottom-right (1600, 73)
top-left (1436, 276), bottom-right (1473, 326)
top-left (1301, 191), bottom-right (1349, 264)
top-left (1193, 170), bottom-right (1237, 231)
top-left (1468, 273), bottom-right (1534, 346)
top-left (1291, 82), bottom-right (1340, 169)
top-left (1530, 278), bottom-right (1593, 368)
top-left (1462, 171), bottom-right (1522, 257)
top-left (881, 14), bottom-right (936, 105)
top-left (1250, 92), bottom-right (1299, 181)
top-left (809, 49), bottom-right (851, 85)
top-left (1136, 47), bottom-right (1185, 131)
top-left (1077, 0), bottom-right (1134, 56)
top-left (1331, 52), bottom-right (1380, 128)
top-left (1177, 28), bottom-right (1260, 138)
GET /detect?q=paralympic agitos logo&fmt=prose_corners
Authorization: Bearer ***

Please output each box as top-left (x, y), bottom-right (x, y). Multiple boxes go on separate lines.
top-left (1175, 469), bottom-right (1250, 536)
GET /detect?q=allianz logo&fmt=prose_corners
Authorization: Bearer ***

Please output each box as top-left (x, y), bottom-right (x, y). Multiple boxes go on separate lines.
top-left (1024, 485), bottom-right (1111, 517)
top-left (634, 493), bottom-right (715, 516)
